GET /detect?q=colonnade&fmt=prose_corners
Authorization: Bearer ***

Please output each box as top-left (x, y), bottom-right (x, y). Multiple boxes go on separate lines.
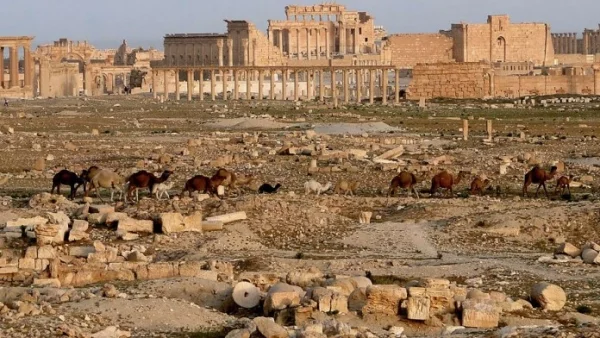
top-left (0, 40), bottom-right (33, 90)
top-left (150, 66), bottom-right (404, 106)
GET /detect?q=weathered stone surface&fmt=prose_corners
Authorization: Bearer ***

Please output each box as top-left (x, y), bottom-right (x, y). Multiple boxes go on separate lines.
top-left (582, 249), bottom-right (599, 264)
top-left (160, 212), bottom-right (203, 234)
top-left (407, 296), bottom-right (431, 320)
top-left (105, 212), bottom-right (129, 224)
top-left (264, 290), bottom-right (300, 315)
top-left (253, 317), bottom-right (288, 338)
top-left (348, 287), bottom-right (368, 312)
top-left (205, 211), bottom-right (247, 224)
top-left (555, 242), bottom-right (581, 258)
top-left (32, 278), bottom-right (61, 288)
top-left (286, 267), bottom-right (324, 288)
top-left (72, 219), bottom-right (89, 232)
top-left (69, 246), bottom-right (95, 257)
top-left (117, 217), bottom-right (154, 233)
top-left (89, 205), bottom-right (115, 214)
top-left (531, 282), bottom-right (567, 311)
top-left (363, 285), bottom-right (407, 316)
top-left (462, 299), bottom-right (499, 328)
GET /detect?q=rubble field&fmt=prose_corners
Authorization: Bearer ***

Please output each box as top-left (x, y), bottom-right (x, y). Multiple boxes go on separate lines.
top-left (1, 95), bottom-right (600, 337)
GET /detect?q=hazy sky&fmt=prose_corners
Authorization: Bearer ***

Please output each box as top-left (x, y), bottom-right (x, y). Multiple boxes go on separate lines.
top-left (5, 0), bottom-right (600, 49)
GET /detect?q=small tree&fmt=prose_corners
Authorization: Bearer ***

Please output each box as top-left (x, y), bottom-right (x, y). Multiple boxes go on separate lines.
top-left (129, 69), bottom-right (147, 88)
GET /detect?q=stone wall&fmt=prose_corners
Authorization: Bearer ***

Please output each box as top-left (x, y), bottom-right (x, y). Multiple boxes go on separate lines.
top-left (39, 62), bottom-right (80, 98)
top-left (385, 34), bottom-right (454, 68)
top-left (554, 54), bottom-right (599, 65)
top-left (407, 62), bottom-right (600, 99)
top-left (407, 62), bottom-right (491, 99)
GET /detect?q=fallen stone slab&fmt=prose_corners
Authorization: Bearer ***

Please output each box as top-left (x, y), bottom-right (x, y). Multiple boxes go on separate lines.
top-left (530, 282), bottom-right (566, 311)
top-left (117, 217), bottom-right (154, 233)
top-left (202, 221), bottom-right (224, 231)
top-left (205, 211), bottom-right (247, 224)
top-left (462, 299), bottom-right (499, 328)
top-left (160, 212), bottom-right (202, 234)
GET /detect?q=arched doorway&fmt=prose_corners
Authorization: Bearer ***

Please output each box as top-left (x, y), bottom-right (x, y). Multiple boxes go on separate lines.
top-left (495, 37), bottom-right (507, 62)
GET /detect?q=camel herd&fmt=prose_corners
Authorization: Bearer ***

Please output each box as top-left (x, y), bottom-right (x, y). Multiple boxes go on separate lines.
top-left (49, 163), bottom-right (570, 203)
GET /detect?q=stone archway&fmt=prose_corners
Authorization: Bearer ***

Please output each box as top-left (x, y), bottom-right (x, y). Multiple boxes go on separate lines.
top-left (495, 37), bottom-right (507, 62)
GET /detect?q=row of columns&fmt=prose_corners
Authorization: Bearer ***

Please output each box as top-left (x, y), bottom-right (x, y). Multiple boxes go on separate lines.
top-left (583, 30), bottom-right (600, 55)
top-left (151, 67), bottom-right (403, 106)
top-left (0, 45), bottom-right (32, 89)
top-left (269, 24), bottom-right (360, 59)
top-left (552, 33), bottom-right (578, 54)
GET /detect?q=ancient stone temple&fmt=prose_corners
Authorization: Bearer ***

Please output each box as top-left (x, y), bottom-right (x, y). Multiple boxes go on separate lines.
top-left (0, 36), bottom-right (35, 99)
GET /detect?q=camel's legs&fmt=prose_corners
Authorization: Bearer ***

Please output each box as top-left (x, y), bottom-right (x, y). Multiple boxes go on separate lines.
top-left (413, 187), bottom-right (420, 199)
top-left (535, 184), bottom-right (542, 198)
top-left (542, 182), bottom-right (549, 199)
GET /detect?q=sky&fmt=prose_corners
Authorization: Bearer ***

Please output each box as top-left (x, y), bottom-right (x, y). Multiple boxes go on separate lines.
top-left (4, 0), bottom-right (600, 50)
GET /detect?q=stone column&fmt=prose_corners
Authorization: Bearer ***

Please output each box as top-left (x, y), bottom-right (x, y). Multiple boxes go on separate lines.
top-left (222, 69), bottom-right (228, 100)
top-left (199, 69), bottom-right (204, 101)
top-left (319, 70), bottom-right (325, 101)
top-left (252, 39), bottom-right (257, 66)
top-left (9, 46), bottom-right (19, 88)
top-left (234, 70), bottom-right (239, 100)
top-left (306, 28), bottom-right (311, 60)
top-left (0, 47), bottom-right (4, 88)
top-left (294, 70), bottom-right (299, 101)
top-left (163, 70), bottom-right (169, 100)
top-left (594, 65), bottom-right (600, 95)
top-left (395, 69), bottom-right (400, 104)
top-left (382, 69), bottom-right (388, 105)
top-left (296, 29), bottom-right (300, 59)
top-left (152, 70), bottom-right (157, 99)
top-left (227, 39), bottom-right (233, 66)
top-left (463, 120), bottom-right (469, 141)
top-left (187, 69), bottom-right (193, 101)
top-left (242, 39), bottom-right (249, 65)
top-left (339, 22), bottom-right (346, 54)
top-left (316, 28), bottom-right (320, 59)
top-left (24, 46), bottom-right (32, 87)
top-left (354, 28), bottom-right (360, 54)
top-left (258, 70), bottom-right (264, 100)
top-left (486, 120), bottom-right (493, 140)
top-left (343, 69), bottom-right (349, 104)
top-left (573, 33), bottom-right (578, 54)
top-left (246, 70), bottom-right (252, 100)
top-left (369, 69), bottom-right (375, 104)
top-left (83, 63), bottom-right (92, 96)
top-left (307, 70), bottom-right (313, 100)
top-left (332, 69), bottom-right (338, 108)
top-left (174, 70), bottom-right (180, 100)
top-left (324, 29), bottom-right (330, 59)
top-left (277, 30), bottom-right (283, 54)
top-left (210, 69), bottom-right (216, 101)
top-left (282, 69), bottom-right (288, 100)
top-left (356, 70), bottom-right (362, 103)
top-left (217, 40), bottom-right (224, 67)
top-left (270, 70), bottom-right (276, 100)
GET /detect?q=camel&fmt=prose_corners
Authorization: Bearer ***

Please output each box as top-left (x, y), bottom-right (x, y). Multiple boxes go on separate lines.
top-left (430, 171), bottom-right (469, 197)
top-left (126, 170), bottom-right (174, 202)
top-left (555, 174), bottom-right (574, 196)
top-left (470, 177), bottom-right (491, 195)
top-left (523, 165), bottom-right (558, 199)
top-left (387, 171), bottom-right (422, 200)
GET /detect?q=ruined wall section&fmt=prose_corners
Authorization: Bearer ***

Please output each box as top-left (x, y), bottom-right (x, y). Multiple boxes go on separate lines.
top-left (494, 74), bottom-right (595, 97)
top-left (247, 23), bottom-right (286, 66)
top-left (407, 62), bottom-right (490, 99)
top-left (385, 34), bottom-right (454, 68)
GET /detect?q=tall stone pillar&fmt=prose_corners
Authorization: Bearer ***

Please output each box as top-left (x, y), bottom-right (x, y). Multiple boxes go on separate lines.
top-left (210, 70), bottom-right (216, 101)
top-left (306, 28), bottom-right (311, 60)
top-left (39, 59), bottom-right (50, 97)
top-left (282, 69), bottom-right (287, 100)
top-left (163, 70), bottom-right (169, 100)
top-left (227, 39), bottom-right (233, 67)
top-left (573, 33), bottom-right (578, 54)
top-left (324, 29), bottom-right (329, 59)
top-left (382, 69), bottom-right (388, 105)
top-left (277, 30), bottom-right (283, 54)
top-left (174, 70), bottom-right (180, 100)
top-left (394, 69), bottom-right (400, 104)
top-left (339, 22), bottom-right (346, 54)
top-left (152, 70), bottom-right (157, 99)
top-left (258, 70), bottom-right (264, 100)
top-left (270, 70), bottom-right (275, 100)
top-left (24, 46), bottom-right (32, 87)
top-left (242, 39), bottom-right (249, 66)
top-left (83, 63), bottom-right (92, 96)
top-left (369, 69), bottom-right (375, 104)
top-left (199, 69), bottom-right (204, 101)
top-left (316, 29), bottom-right (320, 59)
top-left (353, 28), bottom-right (360, 54)
top-left (296, 29), bottom-right (300, 59)
top-left (187, 69), bottom-right (193, 101)
top-left (234, 70), bottom-right (239, 100)
top-left (594, 65), bottom-right (600, 95)
top-left (356, 70), bottom-right (362, 103)
top-left (9, 46), bottom-right (19, 88)
top-left (307, 70), bottom-right (313, 100)
top-left (217, 40), bottom-right (224, 67)
top-left (319, 70), bottom-right (325, 101)
top-left (0, 47), bottom-right (4, 88)
top-left (332, 69), bottom-right (338, 108)
top-left (252, 39), bottom-right (257, 66)
top-left (343, 69), bottom-right (349, 104)
top-left (294, 70), bottom-right (299, 101)
top-left (245, 70), bottom-right (251, 100)
top-left (222, 69), bottom-right (228, 100)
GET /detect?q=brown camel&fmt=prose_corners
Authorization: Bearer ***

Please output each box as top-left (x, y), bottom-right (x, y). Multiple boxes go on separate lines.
top-left (470, 177), bottom-right (491, 195)
top-left (126, 170), bottom-right (174, 202)
top-left (430, 171), bottom-right (469, 197)
top-left (522, 165), bottom-right (558, 198)
top-left (555, 174), bottom-right (574, 196)
top-left (388, 171), bottom-right (421, 200)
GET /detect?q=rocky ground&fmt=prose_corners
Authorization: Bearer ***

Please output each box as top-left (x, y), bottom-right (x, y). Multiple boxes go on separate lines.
top-left (1, 94), bottom-right (600, 337)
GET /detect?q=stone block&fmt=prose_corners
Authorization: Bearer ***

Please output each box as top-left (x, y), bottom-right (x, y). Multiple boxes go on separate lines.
top-left (18, 258), bottom-right (36, 270)
top-left (555, 242), bottom-right (581, 258)
top-left (68, 230), bottom-right (90, 242)
top-left (348, 287), bottom-right (367, 312)
top-left (582, 249), bottom-right (599, 264)
top-left (32, 278), bottom-right (61, 288)
top-left (461, 299), bottom-right (499, 328)
top-left (407, 296), bottom-right (430, 321)
top-left (0, 267), bottom-right (18, 274)
top-left (530, 282), bottom-right (567, 311)
top-left (87, 213), bottom-right (107, 225)
top-left (24, 246), bottom-right (38, 259)
top-left (264, 291), bottom-right (301, 315)
top-left (69, 246), bottom-right (95, 257)
top-left (72, 220), bottom-right (89, 232)
top-left (118, 217), bottom-right (154, 233)
top-left (89, 205), bottom-right (115, 214)
top-left (363, 285), bottom-right (407, 316)
top-left (253, 317), bottom-right (288, 338)
top-left (160, 212), bottom-right (202, 234)
top-left (105, 212), bottom-right (129, 224)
